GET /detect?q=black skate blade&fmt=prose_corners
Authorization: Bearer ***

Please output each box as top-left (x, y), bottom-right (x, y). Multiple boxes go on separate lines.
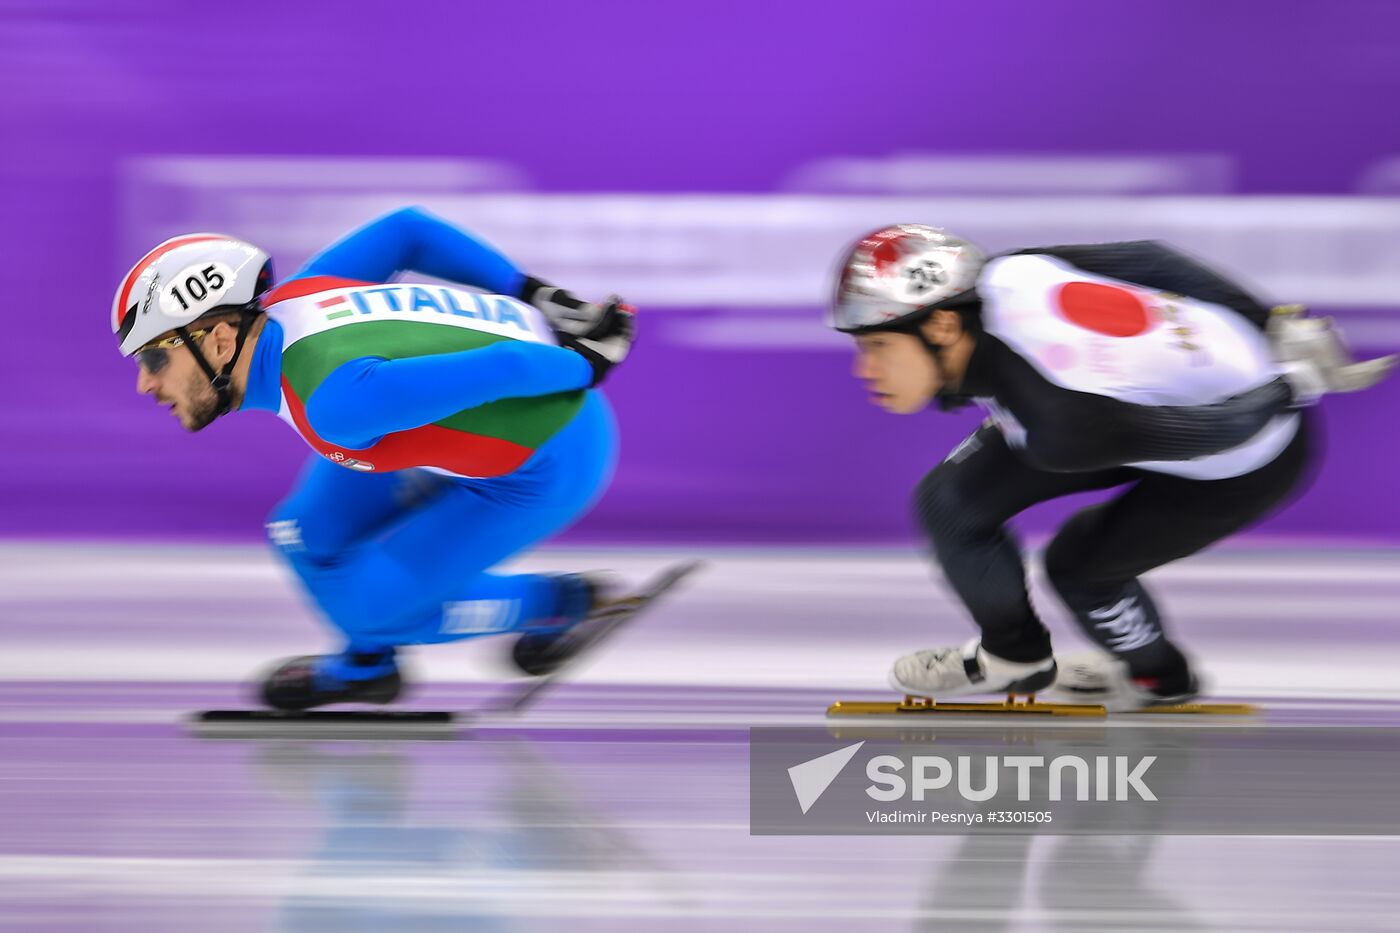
top-left (187, 709), bottom-right (460, 740)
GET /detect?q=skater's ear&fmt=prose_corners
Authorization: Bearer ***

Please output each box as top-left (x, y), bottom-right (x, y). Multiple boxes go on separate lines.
top-left (200, 317), bottom-right (243, 366)
top-left (921, 309), bottom-right (967, 347)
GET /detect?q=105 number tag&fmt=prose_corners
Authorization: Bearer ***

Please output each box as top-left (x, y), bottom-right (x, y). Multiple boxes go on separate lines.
top-left (161, 263), bottom-right (234, 316)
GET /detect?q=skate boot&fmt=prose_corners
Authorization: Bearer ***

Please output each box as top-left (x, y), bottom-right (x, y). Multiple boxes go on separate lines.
top-left (888, 638), bottom-right (1057, 700)
top-left (1047, 652), bottom-right (1201, 711)
top-left (512, 572), bottom-right (628, 677)
top-left (260, 650), bottom-right (404, 711)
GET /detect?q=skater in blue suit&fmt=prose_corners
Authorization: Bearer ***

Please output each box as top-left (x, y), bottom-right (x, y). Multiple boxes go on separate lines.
top-left (112, 207), bottom-right (638, 709)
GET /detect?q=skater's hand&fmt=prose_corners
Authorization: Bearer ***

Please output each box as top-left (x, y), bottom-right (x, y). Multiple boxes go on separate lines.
top-left (519, 276), bottom-right (625, 339)
top-left (558, 301), bottom-right (636, 386)
top-left (1268, 305), bottom-right (1398, 404)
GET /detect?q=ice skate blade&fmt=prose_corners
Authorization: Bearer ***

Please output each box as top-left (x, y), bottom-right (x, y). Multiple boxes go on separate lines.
top-left (1125, 702), bottom-right (1258, 715)
top-left (827, 694), bottom-right (1107, 718)
top-left (187, 709), bottom-right (460, 740)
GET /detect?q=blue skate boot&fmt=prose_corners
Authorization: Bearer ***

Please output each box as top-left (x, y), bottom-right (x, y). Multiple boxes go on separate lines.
top-left (260, 649), bottom-right (404, 711)
top-left (511, 562), bottom-right (703, 679)
top-left (511, 572), bottom-right (618, 677)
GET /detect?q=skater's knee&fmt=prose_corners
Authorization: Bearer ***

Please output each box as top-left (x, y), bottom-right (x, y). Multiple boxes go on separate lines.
top-left (263, 493), bottom-right (313, 551)
top-left (1042, 535), bottom-right (1080, 592)
top-left (265, 509), bottom-right (307, 552)
top-left (1043, 510), bottom-right (1109, 593)
top-left (913, 466), bottom-right (999, 544)
top-left (264, 501), bottom-right (336, 562)
top-left (266, 487), bottom-right (371, 563)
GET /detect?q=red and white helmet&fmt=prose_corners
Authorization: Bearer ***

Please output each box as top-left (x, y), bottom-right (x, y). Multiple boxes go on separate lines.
top-left (828, 224), bottom-right (985, 333)
top-left (112, 234), bottom-right (273, 356)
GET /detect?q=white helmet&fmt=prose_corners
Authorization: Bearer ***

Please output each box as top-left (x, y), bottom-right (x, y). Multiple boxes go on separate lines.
top-left (112, 233), bottom-right (273, 357)
top-left (828, 224), bottom-right (985, 333)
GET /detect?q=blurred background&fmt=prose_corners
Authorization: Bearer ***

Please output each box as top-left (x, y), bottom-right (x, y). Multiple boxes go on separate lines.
top-left (4, 0), bottom-right (1399, 544)
top-left (4, 4), bottom-right (1400, 930)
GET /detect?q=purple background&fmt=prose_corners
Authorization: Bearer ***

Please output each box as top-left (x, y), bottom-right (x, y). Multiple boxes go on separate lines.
top-left (3, 1), bottom-right (1399, 543)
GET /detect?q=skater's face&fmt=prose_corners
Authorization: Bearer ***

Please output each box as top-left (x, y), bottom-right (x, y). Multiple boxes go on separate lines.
top-left (134, 322), bottom-right (236, 432)
top-left (851, 311), bottom-right (971, 414)
top-left (852, 332), bottom-right (938, 413)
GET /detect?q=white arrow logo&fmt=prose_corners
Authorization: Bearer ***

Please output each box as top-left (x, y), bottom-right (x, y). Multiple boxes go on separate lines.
top-left (787, 741), bottom-right (865, 814)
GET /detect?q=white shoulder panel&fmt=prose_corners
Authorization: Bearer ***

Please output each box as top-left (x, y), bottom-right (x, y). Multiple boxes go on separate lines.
top-left (978, 254), bottom-right (1281, 405)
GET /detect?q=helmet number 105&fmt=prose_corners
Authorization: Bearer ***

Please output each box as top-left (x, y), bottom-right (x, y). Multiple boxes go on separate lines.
top-left (162, 263), bottom-right (232, 316)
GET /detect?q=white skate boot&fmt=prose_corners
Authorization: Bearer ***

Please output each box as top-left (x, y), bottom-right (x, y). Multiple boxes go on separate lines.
top-left (1047, 652), bottom-right (1201, 711)
top-left (888, 638), bottom-right (1058, 699)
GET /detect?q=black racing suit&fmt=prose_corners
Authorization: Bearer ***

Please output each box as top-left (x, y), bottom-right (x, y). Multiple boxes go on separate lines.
top-left (914, 242), bottom-right (1314, 691)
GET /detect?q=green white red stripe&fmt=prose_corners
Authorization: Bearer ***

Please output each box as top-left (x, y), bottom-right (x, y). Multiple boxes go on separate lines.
top-left (265, 278), bottom-right (584, 478)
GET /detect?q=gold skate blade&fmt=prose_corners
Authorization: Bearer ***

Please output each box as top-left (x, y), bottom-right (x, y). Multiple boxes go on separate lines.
top-left (1125, 702), bottom-right (1259, 715)
top-left (827, 694), bottom-right (1107, 718)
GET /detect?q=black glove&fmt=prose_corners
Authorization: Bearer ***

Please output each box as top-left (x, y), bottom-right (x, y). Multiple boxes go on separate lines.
top-left (558, 301), bottom-right (636, 386)
top-left (1267, 304), bottom-right (1397, 405)
top-left (519, 275), bottom-right (620, 339)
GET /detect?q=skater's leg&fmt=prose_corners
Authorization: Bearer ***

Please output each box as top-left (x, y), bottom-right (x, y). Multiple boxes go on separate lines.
top-left (315, 486), bottom-right (597, 649)
top-left (270, 393), bottom-right (616, 653)
top-left (266, 455), bottom-right (455, 653)
top-left (260, 457), bottom-right (473, 706)
top-left (1043, 417), bottom-right (1313, 689)
top-left (267, 454), bottom-right (444, 559)
top-left (914, 424), bottom-right (1131, 662)
top-left (259, 396), bottom-right (616, 710)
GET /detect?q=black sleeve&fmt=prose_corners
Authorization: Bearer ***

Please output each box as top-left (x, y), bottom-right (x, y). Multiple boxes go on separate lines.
top-left (1006, 241), bottom-right (1272, 329)
top-left (1023, 379), bottom-right (1295, 472)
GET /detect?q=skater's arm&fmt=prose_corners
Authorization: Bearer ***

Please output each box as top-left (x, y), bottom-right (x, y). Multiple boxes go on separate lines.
top-left (1021, 378), bottom-right (1294, 472)
top-left (291, 206), bottom-right (525, 296)
top-left (304, 342), bottom-right (591, 446)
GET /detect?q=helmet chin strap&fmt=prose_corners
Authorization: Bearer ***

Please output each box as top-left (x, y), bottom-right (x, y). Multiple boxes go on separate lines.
top-left (176, 311), bottom-right (254, 418)
top-left (928, 346), bottom-right (975, 411)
